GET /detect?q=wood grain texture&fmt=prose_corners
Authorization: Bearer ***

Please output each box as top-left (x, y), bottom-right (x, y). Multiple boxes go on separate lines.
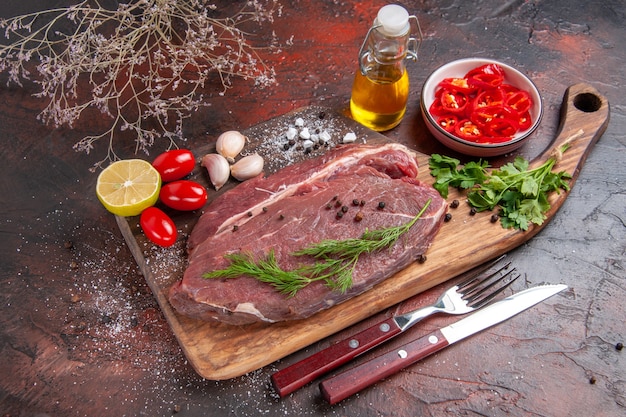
top-left (117, 83), bottom-right (608, 380)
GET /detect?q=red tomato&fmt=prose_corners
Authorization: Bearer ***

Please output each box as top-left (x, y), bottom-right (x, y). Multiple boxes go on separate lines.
top-left (152, 149), bottom-right (195, 182)
top-left (159, 180), bottom-right (208, 211)
top-left (140, 207), bottom-right (177, 247)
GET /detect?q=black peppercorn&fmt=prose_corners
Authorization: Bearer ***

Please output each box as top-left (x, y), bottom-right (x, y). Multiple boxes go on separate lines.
top-left (283, 143), bottom-right (290, 151)
top-left (616, 342), bottom-right (623, 351)
top-left (325, 203), bottom-right (332, 210)
top-left (490, 213), bottom-right (499, 223)
top-left (444, 213), bottom-right (452, 222)
top-left (341, 206), bottom-right (348, 213)
top-left (247, 211), bottom-right (253, 217)
top-left (416, 254), bottom-right (427, 264)
top-left (352, 199), bottom-right (360, 206)
top-left (469, 207), bottom-right (477, 216)
top-left (450, 199), bottom-right (459, 209)
top-left (336, 211), bottom-right (344, 219)
top-left (233, 225), bottom-right (239, 231)
top-left (319, 111), bottom-right (326, 119)
top-left (262, 207), bottom-right (268, 213)
top-left (378, 201), bottom-right (386, 209)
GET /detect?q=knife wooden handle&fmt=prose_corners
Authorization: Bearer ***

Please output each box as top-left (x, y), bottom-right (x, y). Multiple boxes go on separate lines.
top-left (319, 329), bottom-right (450, 404)
top-left (271, 317), bottom-right (402, 397)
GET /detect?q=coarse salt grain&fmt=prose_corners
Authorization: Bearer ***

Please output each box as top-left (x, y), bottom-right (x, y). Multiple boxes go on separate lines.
top-left (299, 127), bottom-right (310, 140)
top-left (285, 127), bottom-right (297, 140)
top-left (342, 132), bottom-right (357, 143)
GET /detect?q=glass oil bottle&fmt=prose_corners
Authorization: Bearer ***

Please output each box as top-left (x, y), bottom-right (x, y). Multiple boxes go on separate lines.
top-left (350, 5), bottom-right (422, 131)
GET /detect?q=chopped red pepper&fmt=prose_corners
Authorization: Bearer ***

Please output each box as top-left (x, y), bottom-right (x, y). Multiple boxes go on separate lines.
top-left (505, 90), bottom-right (533, 114)
top-left (429, 63), bottom-right (535, 143)
top-left (455, 120), bottom-right (483, 141)
top-left (438, 77), bottom-right (476, 94)
top-left (466, 63), bottom-right (505, 89)
top-left (440, 89), bottom-right (468, 114)
top-left (436, 115), bottom-right (459, 133)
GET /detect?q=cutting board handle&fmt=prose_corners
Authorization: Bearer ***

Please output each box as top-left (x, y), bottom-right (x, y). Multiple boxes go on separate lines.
top-left (534, 83), bottom-right (610, 180)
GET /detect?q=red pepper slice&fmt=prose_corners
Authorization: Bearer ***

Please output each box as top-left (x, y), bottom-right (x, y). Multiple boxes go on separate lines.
top-left (470, 105), bottom-right (506, 127)
top-left (465, 64), bottom-right (505, 89)
top-left (505, 90), bottom-right (533, 114)
top-left (516, 111), bottom-right (533, 131)
top-left (438, 77), bottom-right (476, 94)
top-left (455, 120), bottom-right (483, 142)
top-left (436, 115), bottom-right (459, 133)
top-left (429, 97), bottom-right (446, 117)
top-left (440, 89), bottom-right (468, 114)
top-left (485, 118), bottom-right (517, 138)
top-left (465, 63), bottom-right (506, 79)
top-left (473, 88), bottom-right (505, 109)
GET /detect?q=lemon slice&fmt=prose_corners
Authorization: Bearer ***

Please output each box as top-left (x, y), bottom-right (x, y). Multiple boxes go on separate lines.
top-left (96, 159), bottom-right (161, 217)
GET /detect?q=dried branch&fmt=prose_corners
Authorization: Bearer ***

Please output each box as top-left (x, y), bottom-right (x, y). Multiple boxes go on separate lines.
top-left (0, 0), bottom-right (281, 169)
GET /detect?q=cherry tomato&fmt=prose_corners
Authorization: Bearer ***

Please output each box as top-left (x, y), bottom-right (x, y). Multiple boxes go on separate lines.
top-left (140, 207), bottom-right (177, 247)
top-left (152, 149), bottom-right (195, 182)
top-left (159, 180), bottom-right (208, 211)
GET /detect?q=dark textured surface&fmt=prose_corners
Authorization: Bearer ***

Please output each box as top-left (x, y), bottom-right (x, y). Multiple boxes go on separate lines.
top-left (0, 1), bottom-right (624, 416)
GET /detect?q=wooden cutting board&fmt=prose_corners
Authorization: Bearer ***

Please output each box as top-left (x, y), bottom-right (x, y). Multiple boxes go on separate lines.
top-left (116, 83), bottom-right (608, 380)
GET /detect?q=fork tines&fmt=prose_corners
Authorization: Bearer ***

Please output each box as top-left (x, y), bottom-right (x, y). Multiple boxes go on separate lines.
top-left (457, 262), bottom-right (521, 309)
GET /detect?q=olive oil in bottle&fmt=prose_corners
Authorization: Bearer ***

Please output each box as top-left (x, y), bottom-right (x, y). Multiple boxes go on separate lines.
top-left (350, 64), bottom-right (409, 131)
top-left (350, 5), bottom-right (421, 131)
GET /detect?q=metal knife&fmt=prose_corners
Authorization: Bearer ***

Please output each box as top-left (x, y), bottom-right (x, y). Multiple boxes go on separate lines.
top-left (318, 284), bottom-right (567, 405)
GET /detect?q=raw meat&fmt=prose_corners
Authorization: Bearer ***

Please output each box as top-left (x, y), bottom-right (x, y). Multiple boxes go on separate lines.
top-left (169, 143), bottom-right (447, 324)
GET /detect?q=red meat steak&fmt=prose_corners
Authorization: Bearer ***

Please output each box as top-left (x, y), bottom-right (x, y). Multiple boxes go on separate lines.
top-left (169, 143), bottom-right (447, 324)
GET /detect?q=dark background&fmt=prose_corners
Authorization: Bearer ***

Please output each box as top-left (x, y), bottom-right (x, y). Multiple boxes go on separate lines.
top-left (1, 1), bottom-right (624, 416)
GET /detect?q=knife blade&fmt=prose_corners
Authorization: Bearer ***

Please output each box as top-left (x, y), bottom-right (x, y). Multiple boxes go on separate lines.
top-left (318, 284), bottom-right (567, 405)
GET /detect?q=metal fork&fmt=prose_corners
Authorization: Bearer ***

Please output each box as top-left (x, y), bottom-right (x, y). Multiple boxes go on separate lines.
top-left (271, 257), bottom-right (520, 397)
top-left (394, 259), bottom-right (519, 330)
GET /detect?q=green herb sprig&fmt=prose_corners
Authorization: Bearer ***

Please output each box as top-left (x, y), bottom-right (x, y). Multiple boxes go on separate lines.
top-left (429, 153), bottom-right (571, 230)
top-left (203, 200), bottom-right (431, 297)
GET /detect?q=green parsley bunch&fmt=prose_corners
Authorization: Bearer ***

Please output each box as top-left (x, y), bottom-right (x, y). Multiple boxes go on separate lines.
top-left (429, 154), bottom-right (572, 230)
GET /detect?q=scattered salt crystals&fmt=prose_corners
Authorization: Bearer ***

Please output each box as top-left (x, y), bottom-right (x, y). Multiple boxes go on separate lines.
top-left (246, 108), bottom-right (367, 174)
top-left (342, 131), bottom-right (357, 143)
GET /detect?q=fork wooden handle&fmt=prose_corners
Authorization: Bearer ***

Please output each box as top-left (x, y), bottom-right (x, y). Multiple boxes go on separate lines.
top-left (271, 317), bottom-right (402, 397)
top-left (319, 329), bottom-right (450, 404)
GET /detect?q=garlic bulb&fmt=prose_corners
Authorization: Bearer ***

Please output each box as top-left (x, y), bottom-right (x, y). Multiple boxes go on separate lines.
top-left (201, 153), bottom-right (230, 190)
top-left (216, 130), bottom-right (246, 163)
top-left (230, 154), bottom-right (264, 181)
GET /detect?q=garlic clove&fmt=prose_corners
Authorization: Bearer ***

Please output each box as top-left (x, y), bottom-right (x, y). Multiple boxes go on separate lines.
top-left (230, 153), bottom-right (264, 181)
top-left (201, 153), bottom-right (230, 190)
top-left (216, 130), bottom-right (246, 163)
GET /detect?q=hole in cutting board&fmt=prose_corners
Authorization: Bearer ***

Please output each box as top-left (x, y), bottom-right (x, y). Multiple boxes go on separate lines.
top-left (573, 92), bottom-right (602, 113)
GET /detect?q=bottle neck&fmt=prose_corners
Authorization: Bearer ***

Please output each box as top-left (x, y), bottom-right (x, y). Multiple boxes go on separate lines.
top-left (359, 26), bottom-right (409, 78)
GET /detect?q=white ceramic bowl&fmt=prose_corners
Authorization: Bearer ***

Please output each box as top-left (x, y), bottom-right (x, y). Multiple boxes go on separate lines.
top-left (420, 58), bottom-right (542, 157)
